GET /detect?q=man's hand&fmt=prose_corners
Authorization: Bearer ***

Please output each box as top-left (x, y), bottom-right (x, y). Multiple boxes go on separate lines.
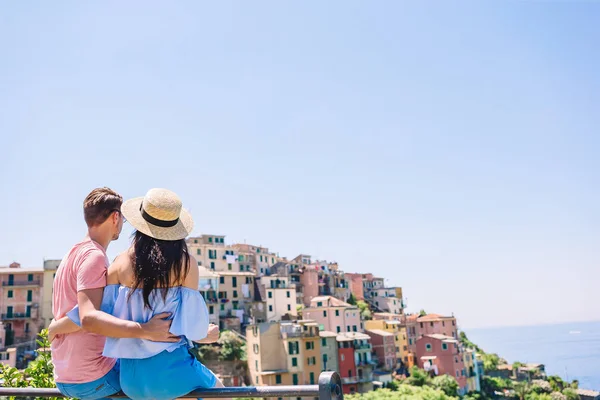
top-left (48, 319), bottom-right (58, 343)
top-left (205, 324), bottom-right (220, 343)
top-left (140, 313), bottom-right (180, 342)
top-left (194, 323), bottom-right (220, 344)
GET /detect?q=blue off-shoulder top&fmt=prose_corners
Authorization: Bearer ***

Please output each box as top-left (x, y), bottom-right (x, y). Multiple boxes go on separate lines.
top-left (67, 284), bottom-right (209, 359)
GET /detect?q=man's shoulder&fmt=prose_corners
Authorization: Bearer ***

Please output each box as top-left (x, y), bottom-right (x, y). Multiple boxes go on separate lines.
top-left (72, 240), bottom-right (108, 267)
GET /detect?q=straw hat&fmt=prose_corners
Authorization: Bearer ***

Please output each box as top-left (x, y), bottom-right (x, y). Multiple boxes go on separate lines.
top-left (121, 188), bottom-right (194, 241)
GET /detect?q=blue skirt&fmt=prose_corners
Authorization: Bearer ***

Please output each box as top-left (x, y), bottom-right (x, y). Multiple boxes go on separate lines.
top-left (120, 344), bottom-right (218, 400)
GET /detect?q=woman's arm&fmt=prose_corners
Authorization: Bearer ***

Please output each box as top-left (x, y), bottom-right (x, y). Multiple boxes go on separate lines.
top-left (194, 324), bottom-right (220, 344)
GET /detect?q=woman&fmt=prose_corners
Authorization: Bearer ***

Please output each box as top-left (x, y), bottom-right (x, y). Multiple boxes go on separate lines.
top-left (51, 188), bottom-right (224, 400)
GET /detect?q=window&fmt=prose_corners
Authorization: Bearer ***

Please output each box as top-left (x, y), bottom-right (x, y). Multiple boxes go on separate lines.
top-left (292, 357), bottom-right (298, 367)
top-left (335, 310), bottom-right (339, 317)
top-left (220, 277), bottom-right (225, 284)
top-left (442, 343), bottom-right (448, 351)
top-left (310, 372), bottom-right (315, 385)
top-left (317, 302), bottom-right (323, 307)
top-left (396, 346), bottom-right (400, 352)
top-left (409, 339), bottom-right (412, 345)
top-left (218, 291), bottom-right (226, 299)
top-left (442, 321), bottom-right (446, 327)
top-left (268, 291), bottom-right (273, 299)
top-left (220, 304), bottom-right (225, 311)
top-left (289, 341), bottom-right (299, 355)
top-left (426, 343), bottom-right (432, 352)
top-left (269, 305), bottom-right (273, 312)
top-left (256, 377), bottom-right (259, 384)
top-left (287, 304), bottom-right (291, 311)
top-left (255, 360), bottom-right (259, 370)
top-left (286, 291), bottom-right (290, 298)
top-left (341, 354), bottom-right (345, 361)
top-left (233, 290), bottom-right (238, 298)
top-left (323, 353), bottom-right (328, 364)
top-left (306, 341), bottom-right (315, 350)
top-left (452, 320), bottom-right (456, 326)
top-left (322, 338), bottom-right (327, 347)
top-left (420, 322), bottom-right (424, 328)
top-left (352, 325), bottom-right (357, 332)
top-left (323, 311), bottom-right (327, 317)
top-left (7, 290), bottom-right (12, 298)
top-left (275, 374), bottom-right (282, 384)
top-left (456, 371), bottom-right (460, 378)
top-left (232, 277), bottom-right (237, 287)
top-left (228, 264), bottom-right (232, 270)
top-left (455, 357), bottom-right (458, 363)
top-left (346, 326), bottom-right (350, 332)
top-left (253, 344), bottom-right (259, 354)
top-left (430, 322), bottom-right (434, 327)
top-left (209, 306), bottom-right (214, 314)
top-left (337, 326), bottom-right (341, 333)
top-left (209, 237), bottom-right (213, 243)
top-left (194, 239), bottom-right (198, 244)
top-left (28, 274), bottom-right (33, 281)
top-left (197, 249), bottom-right (201, 255)
top-left (210, 262), bottom-right (215, 270)
top-left (260, 255), bottom-right (263, 262)
top-left (293, 373), bottom-right (298, 385)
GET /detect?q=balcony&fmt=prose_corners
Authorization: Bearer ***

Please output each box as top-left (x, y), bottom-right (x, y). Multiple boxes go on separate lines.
top-left (1, 312), bottom-right (34, 320)
top-left (3, 280), bottom-right (41, 287)
top-left (355, 344), bottom-right (372, 351)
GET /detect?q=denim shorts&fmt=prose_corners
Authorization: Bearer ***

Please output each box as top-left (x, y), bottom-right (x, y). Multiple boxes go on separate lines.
top-left (120, 344), bottom-right (218, 400)
top-left (56, 361), bottom-right (121, 400)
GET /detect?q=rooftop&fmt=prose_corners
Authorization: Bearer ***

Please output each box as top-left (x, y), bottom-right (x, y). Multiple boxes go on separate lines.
top-left (577, 389), bottom-right (600, 397)
top-left (0, 264), bottom-right (44, 273)
top-left (337, 332), bottom-right (371, 341)
top-left (423, 334), bottom-right (458, 343)
top-left (310, 296), bottom-right (354, 308)
top-left (216, 271), bottom-right (256, 276)
top-left (417, 313), bottom-right (454, 322)
top-left (319, 331), bottom-right (338, 338)
top-left (366, 329), bottom-right (394, 337)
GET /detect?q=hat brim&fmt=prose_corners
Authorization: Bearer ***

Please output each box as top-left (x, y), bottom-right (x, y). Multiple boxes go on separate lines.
top-left (121, 197), bottom-right (194, 241)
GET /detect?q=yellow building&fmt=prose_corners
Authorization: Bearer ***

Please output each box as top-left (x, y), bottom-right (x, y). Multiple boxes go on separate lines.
top-left (247, 320), bottom-right (321, 399)
top-left (463, 349), bottom-right (480, 392)
top-left (216, 271), bottom-right (255, 323)
top-left (41, 259), bottom-right (60, 327)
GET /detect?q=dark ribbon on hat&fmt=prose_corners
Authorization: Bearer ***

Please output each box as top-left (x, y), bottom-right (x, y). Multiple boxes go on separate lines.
top-left (140, 204), bottom-right (179, 227)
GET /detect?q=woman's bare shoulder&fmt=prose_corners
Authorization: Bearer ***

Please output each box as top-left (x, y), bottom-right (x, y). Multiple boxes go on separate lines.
top-left (182, 255), bottom-right (199, 290)
top-left (108, 249), bottom-right (134, 285)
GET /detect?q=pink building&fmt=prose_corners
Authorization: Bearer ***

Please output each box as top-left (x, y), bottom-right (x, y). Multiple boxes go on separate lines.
top-left (366, 329), bottom-right (396, 371)
top-left (300, 266), bottom-right (319, 306)
top-left (417, 314), bottom-right (458, 339)
top-left (416, 334), bottom-right (467, 391)
top-left (303, 296), bottom-right (362, 334)
top-left (344, 273), bottom-right (365, 300)
top-left (0, 263), bottom-right (44, 346)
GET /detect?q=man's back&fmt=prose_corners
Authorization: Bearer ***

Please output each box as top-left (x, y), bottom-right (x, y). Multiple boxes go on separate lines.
top-left (51, 238), bottom-right (116, 384)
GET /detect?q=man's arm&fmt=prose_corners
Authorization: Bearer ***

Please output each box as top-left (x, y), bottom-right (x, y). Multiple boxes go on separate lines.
top-left (78, 287), bottom-right (179, 341)
top-left (48, 316), bottom-right (81, 342)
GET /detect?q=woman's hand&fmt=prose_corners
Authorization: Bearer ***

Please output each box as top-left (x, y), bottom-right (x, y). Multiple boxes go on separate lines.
top-left (48, 319), bottom-right (59, 343)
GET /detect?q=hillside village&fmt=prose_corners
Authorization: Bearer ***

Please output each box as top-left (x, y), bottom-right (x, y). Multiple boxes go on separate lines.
top-left (3, 234), bottom-right (593, 399)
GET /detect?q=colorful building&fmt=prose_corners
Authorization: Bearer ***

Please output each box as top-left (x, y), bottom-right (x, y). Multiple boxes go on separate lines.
top-left (365, 329), bottom-right (396, 370)
top-left (417, 314), bottom-right (458, 338)
top-left (337, 332), bottom-right (374, 394)
top-left (365, 318), bottom-right (412, 367)
top-left (198, 266), bottom-right (219, 325)
top-left (416, 334), bottom-right (467, 393)
top-left (41, 259), bottom-right (60, 327)
top-left (216, 271), bottom-right (255, 325)
top-left (303, 296), bottom-right (362, 333)
top-left (246, 320), bottom-right (322, 392)
top-left (463, 348), bottom-right (481, 392)
top-left (319, 331), bottom-right (339, 373)
top-left (0, 263), bottom-right (44, 346)
top-left (258, 275), bottom-right (297, 322)
top-left (344, 273), bottom-right (365, 300)
top-left (367, 288), bottom-right (403, 315)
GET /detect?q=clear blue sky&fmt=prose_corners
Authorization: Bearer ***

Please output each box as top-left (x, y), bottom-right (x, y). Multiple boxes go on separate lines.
top-left (1, 1), bottom-right (598, 328)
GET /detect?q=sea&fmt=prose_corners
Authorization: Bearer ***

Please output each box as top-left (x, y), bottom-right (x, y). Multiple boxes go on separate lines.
top-left (466, 320), bottom-right (600, 391)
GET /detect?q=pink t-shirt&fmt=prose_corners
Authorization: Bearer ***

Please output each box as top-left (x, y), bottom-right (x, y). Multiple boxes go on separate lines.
top-left (51, 238), bottom-right (116, 383)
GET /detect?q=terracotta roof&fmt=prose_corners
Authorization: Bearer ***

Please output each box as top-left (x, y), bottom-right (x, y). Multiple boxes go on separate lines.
top-left (423, 334), bottom-right (458, 343)
top-left (417, 314), bottom-right (454, 322)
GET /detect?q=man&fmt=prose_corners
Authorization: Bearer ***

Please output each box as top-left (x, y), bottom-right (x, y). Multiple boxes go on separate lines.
top-left (50, 187), bottom-right (180, 399)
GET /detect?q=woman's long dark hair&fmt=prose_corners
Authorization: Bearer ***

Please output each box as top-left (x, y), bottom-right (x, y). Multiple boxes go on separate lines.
top-left (129, 230), bottom-right (190, 309)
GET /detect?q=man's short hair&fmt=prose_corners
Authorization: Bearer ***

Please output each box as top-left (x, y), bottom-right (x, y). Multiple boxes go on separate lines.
top-left (83, 187), bottom-right (123, 227)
